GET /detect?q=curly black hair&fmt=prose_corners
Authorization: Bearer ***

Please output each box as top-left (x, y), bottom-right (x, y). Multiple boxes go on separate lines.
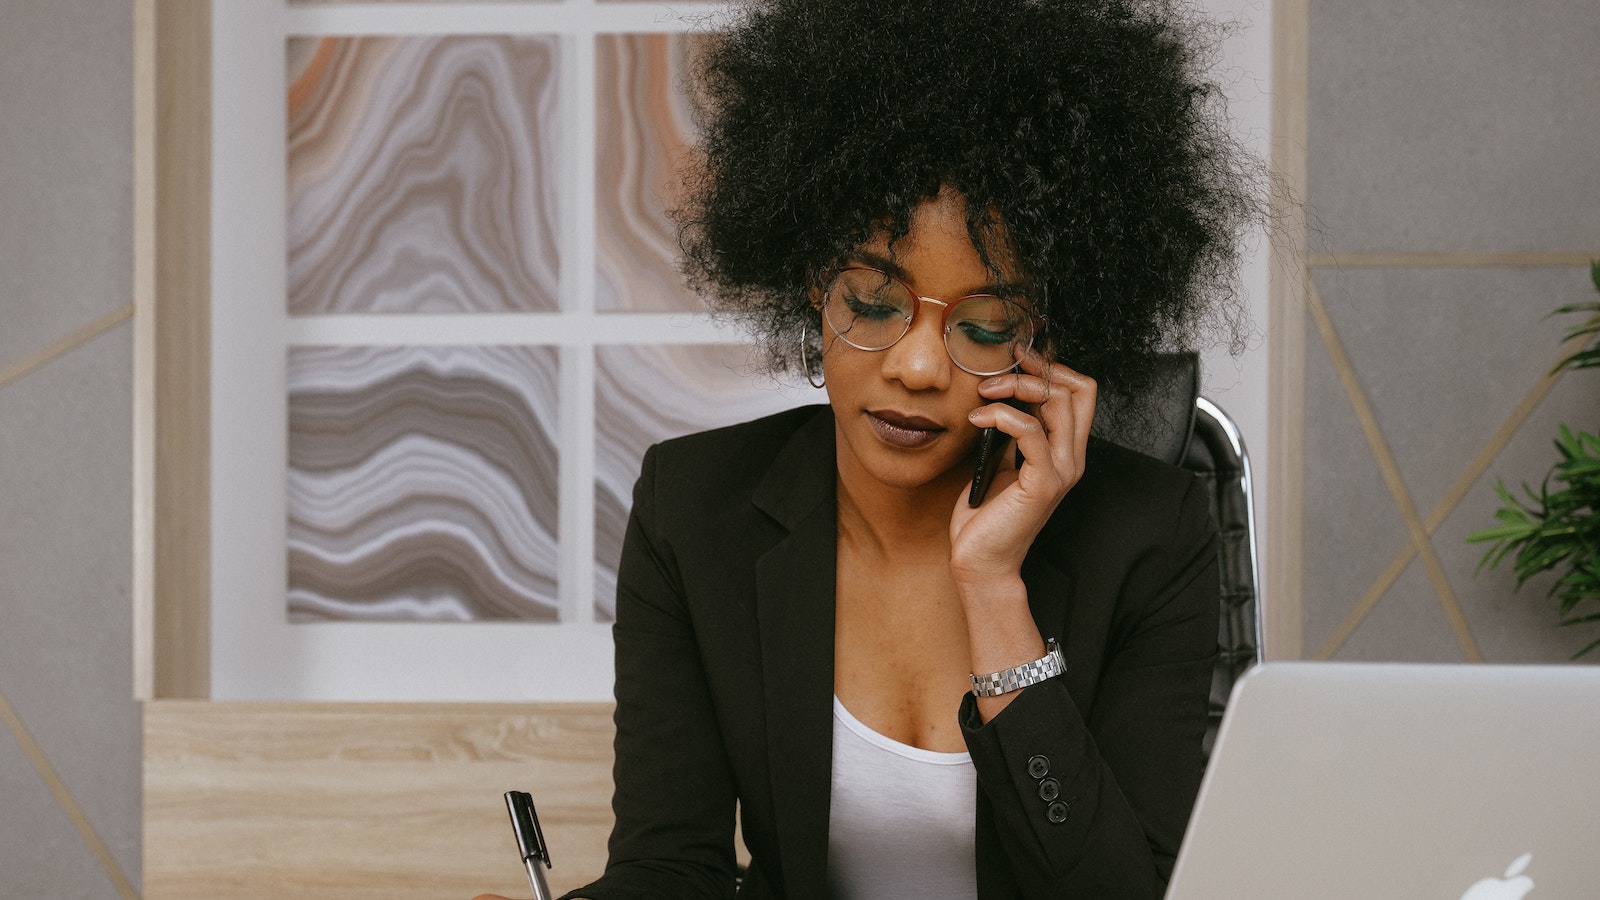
top-left (675, 0), bottom-right (1259, 416)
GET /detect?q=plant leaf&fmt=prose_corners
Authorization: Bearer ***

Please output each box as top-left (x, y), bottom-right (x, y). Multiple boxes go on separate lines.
top-left (1470, 264), bottom-right (1600, 655)
top-left (1570, 629), bottom-right (1600, 660)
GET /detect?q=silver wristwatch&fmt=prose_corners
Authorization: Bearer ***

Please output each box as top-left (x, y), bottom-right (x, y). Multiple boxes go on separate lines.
top-left (970, 639), bottom-right (1065, 698)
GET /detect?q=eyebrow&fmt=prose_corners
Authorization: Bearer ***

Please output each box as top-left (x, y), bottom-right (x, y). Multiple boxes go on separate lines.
top-left (843, 249), bottom-right (1033, 301)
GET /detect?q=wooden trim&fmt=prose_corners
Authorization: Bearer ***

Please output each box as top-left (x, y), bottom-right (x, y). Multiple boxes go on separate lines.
top-left (1308, 251), bottom-right (1597, 269)
top-left (3, 688), bottom-right (140, 899)
top-left (1315, 324), bottom-right (1593, 659)
top-left (134, 0), bottom-right (212, 700)
top-left (144, 701), bottom-right (619, 899)
top-left (1265, 0), bottom-right (1309, 660)
top-left (132, 0), bottom-right (154, 700)
top-left (0, 305), bottom-right (134, 391)
top-left (1304, 282), bottom-right (1483, 661)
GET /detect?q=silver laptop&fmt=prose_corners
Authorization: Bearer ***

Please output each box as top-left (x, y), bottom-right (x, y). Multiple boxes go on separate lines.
top-left (1167, 662), bottom-right (1600, 899)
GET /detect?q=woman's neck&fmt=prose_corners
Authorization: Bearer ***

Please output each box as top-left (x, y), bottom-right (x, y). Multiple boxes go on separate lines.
top-left (834, 458), bottom-right (971, 560)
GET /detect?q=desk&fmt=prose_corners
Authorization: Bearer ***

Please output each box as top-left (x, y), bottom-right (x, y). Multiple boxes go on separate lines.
top-left (144, 701), bottom-right (614, 898)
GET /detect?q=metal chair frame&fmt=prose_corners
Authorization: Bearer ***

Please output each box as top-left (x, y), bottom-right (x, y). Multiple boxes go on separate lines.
top-left (1187, 396), bottom-right (1264, 758)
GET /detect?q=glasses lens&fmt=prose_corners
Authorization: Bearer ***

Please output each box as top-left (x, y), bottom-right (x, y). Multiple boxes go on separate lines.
top-left (824, 268), bottom-right (913, 350)
top-left (946, 295), bottom-right (1033, 375)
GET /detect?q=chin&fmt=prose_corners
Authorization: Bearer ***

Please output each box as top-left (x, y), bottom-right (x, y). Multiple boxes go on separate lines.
top-left (860, 440), bottom-right (976, 494)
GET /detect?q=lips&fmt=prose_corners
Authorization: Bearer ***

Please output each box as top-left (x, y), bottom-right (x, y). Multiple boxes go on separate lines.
top-left (867, 409), bottom-right (945, 449)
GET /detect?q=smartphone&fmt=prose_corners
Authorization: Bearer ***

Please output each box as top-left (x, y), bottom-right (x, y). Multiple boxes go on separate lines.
top-left (968, 397), bottom-right (1028, 507)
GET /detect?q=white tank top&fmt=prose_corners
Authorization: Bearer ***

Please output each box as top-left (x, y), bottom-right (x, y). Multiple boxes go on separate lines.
top-left (826, 696), bottom-right (979, 900)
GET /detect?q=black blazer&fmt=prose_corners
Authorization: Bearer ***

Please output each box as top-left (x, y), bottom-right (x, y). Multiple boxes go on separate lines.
top-left (565, 405), bottom-right (1219, 900)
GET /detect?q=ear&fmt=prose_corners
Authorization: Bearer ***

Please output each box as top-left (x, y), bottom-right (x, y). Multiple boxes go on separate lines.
top-left (805, 274), bottom-right (826, 311)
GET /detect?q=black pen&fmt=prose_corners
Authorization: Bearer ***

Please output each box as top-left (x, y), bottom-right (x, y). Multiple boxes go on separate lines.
top-left (504, 791), bottom-right (554, 900)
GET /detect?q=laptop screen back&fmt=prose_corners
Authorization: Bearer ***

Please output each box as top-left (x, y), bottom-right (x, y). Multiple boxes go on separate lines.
top-left (1167, 662), bottom-right (1600, 899)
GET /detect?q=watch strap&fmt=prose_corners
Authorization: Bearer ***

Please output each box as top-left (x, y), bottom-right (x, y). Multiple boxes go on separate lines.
top-left (970, 638), bottom-right (1064, 698)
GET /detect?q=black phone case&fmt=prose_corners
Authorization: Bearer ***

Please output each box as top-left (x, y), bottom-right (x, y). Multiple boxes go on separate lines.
top-left (967, 425), bottom-right (1009, 507)
top-left (967, 396), bottom-right (1029, 507)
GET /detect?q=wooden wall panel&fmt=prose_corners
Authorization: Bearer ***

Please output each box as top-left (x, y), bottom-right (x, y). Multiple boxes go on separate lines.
top-left (144, 702), bottom-right (616, 898)
top-left (133, 0), bottom-right (211, 700)
top-left (1266, 0), bottom-right (1309, 660)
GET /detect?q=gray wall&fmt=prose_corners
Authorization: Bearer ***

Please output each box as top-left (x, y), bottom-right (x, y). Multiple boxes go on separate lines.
top-left (1, 1), bottom-right (141, 897)
top-left (1302, 0), bottom-right (1600, 661)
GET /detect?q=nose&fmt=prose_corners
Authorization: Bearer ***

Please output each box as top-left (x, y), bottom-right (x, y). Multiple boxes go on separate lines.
top-left (879, 298), bottom-right (952, 392)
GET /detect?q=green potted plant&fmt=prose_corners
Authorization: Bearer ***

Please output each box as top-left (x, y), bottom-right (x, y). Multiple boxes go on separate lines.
top-left (1467, 261), bottom-right (1600, 658)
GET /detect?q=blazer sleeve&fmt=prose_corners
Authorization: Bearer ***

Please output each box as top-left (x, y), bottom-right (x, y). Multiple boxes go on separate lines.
top-left (559, 445), bottom-right (740, 900)
top-left (958, 473), bottom-right (1220, 900)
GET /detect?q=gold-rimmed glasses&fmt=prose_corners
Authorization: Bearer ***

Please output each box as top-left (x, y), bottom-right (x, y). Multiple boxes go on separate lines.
top-left (820, 265), bottom-right (1044, 376)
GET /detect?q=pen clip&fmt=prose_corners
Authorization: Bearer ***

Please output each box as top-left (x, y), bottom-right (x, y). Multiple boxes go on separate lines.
top-left (504, 790), bottom-right (552, 869)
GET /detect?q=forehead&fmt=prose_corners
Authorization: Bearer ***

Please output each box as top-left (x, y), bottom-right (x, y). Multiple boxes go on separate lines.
top-left (854, 189), bottom-right (1024, 287)
top-left (848, 192), bottom-right (1028, 298)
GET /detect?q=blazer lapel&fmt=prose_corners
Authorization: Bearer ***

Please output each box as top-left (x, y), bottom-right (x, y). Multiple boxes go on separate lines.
top-left (752, 408), bottom-right (838, 899)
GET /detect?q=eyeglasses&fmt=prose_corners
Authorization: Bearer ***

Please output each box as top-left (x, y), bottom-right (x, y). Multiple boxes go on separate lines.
top-left (820, 266), bottom-right (1044, 377)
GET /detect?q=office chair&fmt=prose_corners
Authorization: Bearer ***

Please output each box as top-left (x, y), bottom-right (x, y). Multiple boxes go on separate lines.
top-left (1093, 352), bottom-right (1263, 760)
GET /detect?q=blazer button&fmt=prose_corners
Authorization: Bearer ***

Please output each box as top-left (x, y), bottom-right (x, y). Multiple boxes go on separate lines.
top-left (1047, 800), bottom-right (1070, 824)
top-left (1027, 755), bottom-right (1050, 779)
top-left (1038, 778), bottom-right (1060, 802)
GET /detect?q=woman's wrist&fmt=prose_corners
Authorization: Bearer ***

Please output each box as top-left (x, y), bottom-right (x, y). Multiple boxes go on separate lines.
top-left (967, 627), bottom-right (1050, 722)
top-left (950, 567), bottom-right (1026, 604)
top-left (955, 578), bottom-right (1042, 663)
top-left (948, 533), bottom-right (1033, 584)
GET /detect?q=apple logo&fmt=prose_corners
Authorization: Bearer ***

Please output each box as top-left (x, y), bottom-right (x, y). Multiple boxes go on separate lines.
top-left (1459, 853), bottom-right (1535, 900)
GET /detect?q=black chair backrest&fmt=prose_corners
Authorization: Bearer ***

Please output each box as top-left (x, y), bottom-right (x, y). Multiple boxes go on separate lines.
top-left (1091, 352), bottom-right (1200, 466)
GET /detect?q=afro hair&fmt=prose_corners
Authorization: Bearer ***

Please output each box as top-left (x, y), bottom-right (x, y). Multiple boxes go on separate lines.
top-left (675, 0), bottom-right (1260, 415)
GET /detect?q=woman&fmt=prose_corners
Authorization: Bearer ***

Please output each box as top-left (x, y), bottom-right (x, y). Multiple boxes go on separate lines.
top-left (488, 0), bottom-right (1253, 896)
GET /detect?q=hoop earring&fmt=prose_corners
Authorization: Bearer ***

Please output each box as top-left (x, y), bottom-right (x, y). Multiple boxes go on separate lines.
top-left (800, 323), bottom-right (825, 389)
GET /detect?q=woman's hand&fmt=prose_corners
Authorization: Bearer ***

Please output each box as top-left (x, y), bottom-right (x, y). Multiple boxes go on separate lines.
top-left (948, 348), bottom-right (1095, 720)
top-left (948, 346), bottom-right (1096, 583)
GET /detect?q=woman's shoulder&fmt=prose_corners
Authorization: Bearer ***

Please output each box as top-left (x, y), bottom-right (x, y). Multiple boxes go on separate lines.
top-left (636, 404), bottom-right (832, 505)
top-left (1056, 436), bottom-right (1212, 544)
top-left (1081, 435), bottom-right (1199, 497)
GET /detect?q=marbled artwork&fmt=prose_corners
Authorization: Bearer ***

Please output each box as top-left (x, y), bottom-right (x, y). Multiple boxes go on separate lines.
top-left (594, 343), bottom-right (815, 617)
top-left (287, 36), bottom-right (561, 314)
top-left (595, 33), bottom-right (706, 312)
top-left (288, 346), bottom-right (561, 621)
